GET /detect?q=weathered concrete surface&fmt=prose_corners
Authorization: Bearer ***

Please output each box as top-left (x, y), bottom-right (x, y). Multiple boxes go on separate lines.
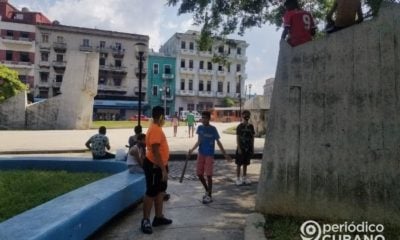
top-left (256, 3), bottom-right (400, 225)
top-left (0, 91), bottom-right (26, 129)
top-left (0, 51), bottom-right (98, 130)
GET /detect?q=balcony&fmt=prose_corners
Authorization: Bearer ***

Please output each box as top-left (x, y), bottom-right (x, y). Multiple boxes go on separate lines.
top-left (199, 51), bottom-right (213, 57)
top-left (37, 81), bottom-right (50, 88)
top-left (161, 95), bottom-right (174, 101)
top-left (52, 61), bottom-right (67, 68)
top-left (180, 49), bottom-right (196, 56)
top-left (97, 84), bottom-right (127, 93)
top-left (53, 42), bottom-right (67, 52)
top-left (236, 54), bottom-right (248, 61)
top-left (217, 70), bottom-right (226, 76)
top-left (180, 67), bottom-right (195, 74)
top-left (1, 60), bottom-right (33, 69)
top-left (162, 73), bottom-right (174, 79)
top-left (112, 48), bottom-right (125, 58)
top-left (96, 46), bottom-right (110, 54)
top-left (135, 67), bottom-right (147, 78)
top-left (216, 92), bottom-right (226, 98)
top-left (2, 36), bottom-right (34, 46)
top-left (111, 66), bottom-right (127, 74)
top-left (39, 43), bottom-right (51, 50)
top-left (79, 45), bottom-right (94, 52)
top-left (52, 81), bottom-right (62, 87)
top-left (39, 61), bottom-right (50, 68)
top-left (198, 91), bottom-right (215, 97)
top-left (198, 69), bottom-right (213, 75)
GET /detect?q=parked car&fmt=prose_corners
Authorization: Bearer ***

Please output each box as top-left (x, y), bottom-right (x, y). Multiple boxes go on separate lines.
top-left (129, 114), bottom-right (149, 121)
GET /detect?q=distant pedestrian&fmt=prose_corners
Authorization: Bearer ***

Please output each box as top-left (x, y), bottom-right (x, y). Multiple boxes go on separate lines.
top-left (186, 110), bottom-right (195, 138)
top-left (326, 0), bottom-right (363, 33)
top-left (281, 0), bottom-right (316, 47)
top-left (128, 125), bottom-right (142, 148)
top-left (141, 106), bottom-right (172, 234)
top-left (187, 111), bottom-right (232, 204)
top-left (172, 112), bottom-right (179, 137)
top-left (235, 110), bottom-right (255, 186)
top-left (127, 133), bottom-right (145, 173)
top-left (85, 126), bottom-right (115, 160)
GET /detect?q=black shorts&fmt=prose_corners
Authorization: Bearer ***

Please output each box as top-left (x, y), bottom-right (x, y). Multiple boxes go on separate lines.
top-left (235, 149), bottom-right (252, 166)
top-left (143, 158), bottom-right (168, 197)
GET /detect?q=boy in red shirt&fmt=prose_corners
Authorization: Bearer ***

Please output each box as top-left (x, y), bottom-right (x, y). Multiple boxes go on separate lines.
top-left (281, 0), bottom-right (316, 47)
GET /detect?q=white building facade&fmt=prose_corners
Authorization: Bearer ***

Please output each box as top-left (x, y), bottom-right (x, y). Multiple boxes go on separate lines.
top-left (160, 30), bottom-right (248, 113)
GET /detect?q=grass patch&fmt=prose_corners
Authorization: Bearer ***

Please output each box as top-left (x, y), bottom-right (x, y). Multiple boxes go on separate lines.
top-left (264, 214), bottom-right (400, 239)
top-left (91, 120), bottom-right (189, 129)
top-left (0, 170), bottom-right (110, 222)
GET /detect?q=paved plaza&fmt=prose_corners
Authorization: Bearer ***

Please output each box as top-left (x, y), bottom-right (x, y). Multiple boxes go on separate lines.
top-left (0, 122), bottom-right (265, 240)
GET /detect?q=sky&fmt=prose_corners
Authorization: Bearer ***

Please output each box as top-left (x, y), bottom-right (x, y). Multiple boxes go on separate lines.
top-left (11, 0), bottom-right (281, 95)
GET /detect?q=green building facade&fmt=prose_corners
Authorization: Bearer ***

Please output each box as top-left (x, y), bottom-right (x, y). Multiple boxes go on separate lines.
top-left (146, 53), bottom-right (176, 116)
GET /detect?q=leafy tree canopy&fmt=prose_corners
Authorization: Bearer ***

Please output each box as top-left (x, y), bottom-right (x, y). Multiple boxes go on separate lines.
top-left (168, 0), bottom-right (399, 50)
top-left (223, 96), bottom-right (236, 107)
top-left (0, 65), bottom-right (27, 103)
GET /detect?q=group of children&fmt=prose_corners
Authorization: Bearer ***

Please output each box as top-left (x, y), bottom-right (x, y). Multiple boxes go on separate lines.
top-left (282, 0), bottom-right (363, 47)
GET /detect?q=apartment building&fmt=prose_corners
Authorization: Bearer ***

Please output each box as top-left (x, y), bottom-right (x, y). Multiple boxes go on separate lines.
top-left (159, 30), bottom-right (248, 113)
top-left (1, 0), bottom-right (150, 120)
top-left (147, 51), bottom-right (176, 116)
top-left (35, 24), bottom-right (149, 120)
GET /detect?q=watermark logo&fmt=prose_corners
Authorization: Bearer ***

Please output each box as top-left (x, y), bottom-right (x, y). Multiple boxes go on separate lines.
top-left (300, 220), bottom-right (386, 240)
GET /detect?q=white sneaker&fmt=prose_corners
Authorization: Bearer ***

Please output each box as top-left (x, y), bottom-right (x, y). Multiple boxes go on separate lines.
top-left (243, 177), bottom-right (252, 185)
top-left (235, 178), bottom-right (243, 186)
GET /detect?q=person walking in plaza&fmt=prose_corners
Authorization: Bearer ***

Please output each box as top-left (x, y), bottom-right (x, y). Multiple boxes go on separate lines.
top-left (235, 110), bottom-right (255, 186)
top-left (127, 133), bottom-right (145, 173)
top-left (85, 126), bottom-right (115, 160)
top-left (281, 0), bottom-right (316, 47)
top-left (141, 106), bottom-right (172, 234)
top-left (172, 112), bottom-right (179, 137)
top-left (186, 110), bottom-right (196, 138)
top-left (187, 111), bottom-right (232, 204)
top-left (326, 0), bottom-right (363, 33)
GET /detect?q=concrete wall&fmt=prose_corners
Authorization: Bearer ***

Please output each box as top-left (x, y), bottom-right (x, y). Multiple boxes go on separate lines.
top-left (256, 3), bottom-right (400, 225)
top-left (0, 91), bottom-right (26, 129)
top-left (0, 51), bottom-right (98, 129)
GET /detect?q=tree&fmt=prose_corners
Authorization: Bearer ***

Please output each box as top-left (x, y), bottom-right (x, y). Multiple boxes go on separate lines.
top-left (167, 0), bottom-right (399, 50)
top-left (0, 65), bottom-right (27, 103)
top-left (222, 96), bottom-right (235, 107)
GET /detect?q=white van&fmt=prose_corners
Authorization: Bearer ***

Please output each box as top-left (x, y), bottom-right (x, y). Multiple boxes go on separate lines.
top-left (179, 110), bottom-right (201, 121)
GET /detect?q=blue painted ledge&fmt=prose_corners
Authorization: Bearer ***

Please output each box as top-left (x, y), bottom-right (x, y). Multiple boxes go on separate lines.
top-left (0, 157), bottom-right (145, 240)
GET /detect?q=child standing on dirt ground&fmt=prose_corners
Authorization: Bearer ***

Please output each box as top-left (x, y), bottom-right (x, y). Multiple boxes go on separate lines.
top-left (187, 111), bottom-right (232, 204)
top-left (235, 110), bottom-right (255, 185)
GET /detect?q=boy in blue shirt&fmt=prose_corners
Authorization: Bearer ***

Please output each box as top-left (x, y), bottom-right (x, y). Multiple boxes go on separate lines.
top-left (188, 111), bottom-right (232, 204)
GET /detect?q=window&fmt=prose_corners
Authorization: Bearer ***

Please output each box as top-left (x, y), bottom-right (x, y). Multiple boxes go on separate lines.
top-left (20, 32), bottom-right (29, 39)
top-left (218, 46), bottom-right (224, 53)
top-left (57, 36), bottom-right (64, 43)
top-left (189, 60), bottom-right (193, 69)
top-left (56, 54), bottom-right (63, 62)
top-left (227, 82), bottom-right (230, 93)
top-left (199, 80), bottom-right (204, 91)
top-left (236, 64), bottom-right (241, 72)
top-left (20, 52), bottom-right (30, 62)
top-left (98, 76), bottom-right (106, 85)
top-left (153, 64), bottom-right (159, 74)
top-left (180, 79), bottom-right (185, 90)
top-left (189, 79), bottom-right (193, 91)
top-left (189, 42), bottom-right (194, 50)
top-left (227, 64), bottom-right (231, 73)
top-left (207, 81), bottom-right (211, 91)
top-left (164, 65), bottom-right (171, 74)
top-left (56, 75), bottom-right (63, 83)
top-left (6, 30), bottom-right (13, 38)
top-left (99, 58), bottom-right (106, 66)
top-left (113, 78), bottom-right (122, 86)
top-left (180, 59), bottom-right (185, 68)
top-left (207, 62), bottom-right (212, 70)
top-left (181, 41), bottom-right (186, 49)
top-left (187, 104), bottom-right (194, 111)
top-left (6, 51), bottom-right (13, 61)
top-left (100, 41), bottom-right (106, 48)
top-left (41, 52), bottom-right (49, 61)
top-left (83, 39), bottom-right (90, 46)
top-left (218, 82), bottom-right (223, 92)
top-left (237, 47), bottom-right (242, 55)
top-left (19, 75), bottom-right (27, 83)
top-left (166, 87), bottom-right (171, 98)
top-left (199, 61), bottom-right (204, 69)
top-left (218, 65), bottom-right (223, 71)
top-left (236, 82), bottom-right (240, 93)
top-left (152, 85), bottom-right (158, 96)
top-left (115, 59), bottom-right (121, 67)
top-left (40, 72), bottom-right (49, 82)
top-left (115, 42), bottom-right (122, 50)
top-left (42, 33), bottom-right (49, 43)
top-left (39, 89), bottom-right (49, 98)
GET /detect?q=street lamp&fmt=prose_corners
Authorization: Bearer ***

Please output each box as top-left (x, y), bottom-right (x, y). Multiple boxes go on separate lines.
top-left (135, 42), bottom-right (147, 127)
top-left (248, 83), bottom-right (252, 99)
